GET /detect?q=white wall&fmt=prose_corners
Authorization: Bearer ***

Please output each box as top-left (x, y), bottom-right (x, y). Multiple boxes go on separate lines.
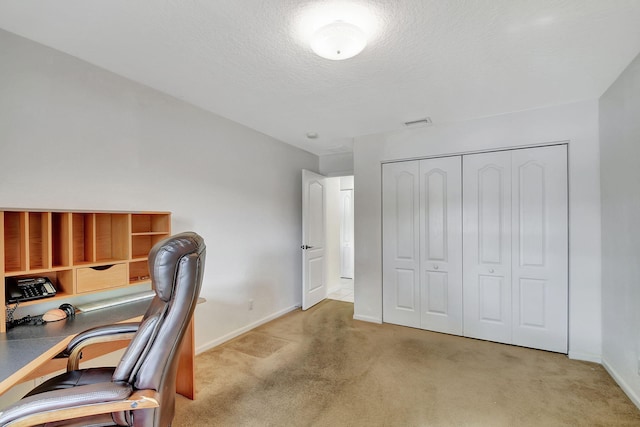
top-left (319, 152), bottom-right (354, 176)
top-left (600, 52), bottom-right (640, 407)
top-left (353, 100), bottom-right (602, 361)
top-left (0, 29), bottom-right (318, 353)
top-left (340, 175), bottom-right (354, 191)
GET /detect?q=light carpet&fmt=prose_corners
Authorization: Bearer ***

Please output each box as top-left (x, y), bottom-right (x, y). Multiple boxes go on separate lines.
top-left (174, 300), bottom-right (640, 426)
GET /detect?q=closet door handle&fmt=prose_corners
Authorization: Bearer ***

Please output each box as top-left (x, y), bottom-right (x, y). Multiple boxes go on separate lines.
top-left (489, 268), bottom-right (495, 273)
top-left (433, 265), bottom-right (439, 270)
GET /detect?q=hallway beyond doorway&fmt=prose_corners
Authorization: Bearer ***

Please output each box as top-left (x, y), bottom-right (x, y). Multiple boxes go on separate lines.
top-left (327, 278), bottom-right (353, 303)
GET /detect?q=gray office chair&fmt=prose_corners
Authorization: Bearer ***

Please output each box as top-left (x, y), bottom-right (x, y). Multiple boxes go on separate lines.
top-left (0, 232), bottom-right (206, 427)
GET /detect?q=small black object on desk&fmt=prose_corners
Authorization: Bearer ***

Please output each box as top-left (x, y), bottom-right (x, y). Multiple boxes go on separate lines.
top-left (5, 302), bottom-right (77, 329)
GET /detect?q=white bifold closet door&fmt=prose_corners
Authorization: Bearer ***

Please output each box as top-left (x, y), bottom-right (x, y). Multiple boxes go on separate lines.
top-left (463, 145), bottom-right (568, 353)
top-left (419, 157), bottom-right (463, 334)
top-left (383, 161), bottom-right (420, 328)
top-left (383, 157), bottom-right (463, 334)
top-left (462, 150), bottom-right (513, 344)
top-left (382, 145), bottom-right (568, 353)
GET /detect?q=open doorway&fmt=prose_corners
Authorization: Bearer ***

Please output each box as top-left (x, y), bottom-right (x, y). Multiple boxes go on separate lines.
top-left (301, 171), bottom-right (354, 309)
top-left (325, 176), bottom-right (354, 303)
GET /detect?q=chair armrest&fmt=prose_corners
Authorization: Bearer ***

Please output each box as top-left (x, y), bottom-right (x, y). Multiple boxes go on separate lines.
top-left (67, 323), bottom-right (141, 352)
top-left (0, 382), bottom-right (159, 427)
top-left (66, 323), bottom-right (140, 371)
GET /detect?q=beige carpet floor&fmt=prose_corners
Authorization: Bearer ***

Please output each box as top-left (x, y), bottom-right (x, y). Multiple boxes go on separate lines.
top-left (174, 300), bottom-right (640, 426)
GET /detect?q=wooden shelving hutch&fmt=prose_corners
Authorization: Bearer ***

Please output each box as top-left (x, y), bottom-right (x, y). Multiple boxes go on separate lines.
top-left (1, 209), bottom-right (171, 333)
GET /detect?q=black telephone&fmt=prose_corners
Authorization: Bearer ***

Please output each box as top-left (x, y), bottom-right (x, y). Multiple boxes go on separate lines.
top-left (5, 277), bottom-right (57, 304)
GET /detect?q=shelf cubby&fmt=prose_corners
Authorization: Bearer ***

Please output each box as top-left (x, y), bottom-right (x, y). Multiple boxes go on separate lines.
top-left (28, 212), bottom-right (50, 271)
top-left (6, 269), bottom-right (74, 307)
top-left (131, 213), bottom-right (170, 234)
top-left (129, 260), bottom-right (150, 285)
top-left (3, 212), bottom-right (27, 273)
top-left (131, 234), bottom-right (168, 259)
top-left (72, 213), bottom-right (95, 265)
top-left (95, 213), bottom-right (129, 262)
top-left (131, 213), bottom-right (170, 260)
top-left (51, 212), bottom-right (71, 268)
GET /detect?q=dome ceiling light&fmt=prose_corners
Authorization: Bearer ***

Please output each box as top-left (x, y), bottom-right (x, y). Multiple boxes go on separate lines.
top-left (310, 20), bottom-right (367, 60)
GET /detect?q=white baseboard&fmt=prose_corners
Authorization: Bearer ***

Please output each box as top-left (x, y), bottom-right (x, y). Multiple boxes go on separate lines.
top-left (353, 314), bottom-right (382, 324)
top-left (568, 351), bottom-right (602, 364)
top-left (195, 304), bottom-right (299, 354)
top-left (602, 357), bottom-right (640, 410)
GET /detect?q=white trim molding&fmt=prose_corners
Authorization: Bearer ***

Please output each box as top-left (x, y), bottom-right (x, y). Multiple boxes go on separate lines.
top-left (353, 314), bottom-right (382, 324)
top-left (602, 357), bottom-right (640, 410)
top-left (568, 351), bottom-right (602, 364)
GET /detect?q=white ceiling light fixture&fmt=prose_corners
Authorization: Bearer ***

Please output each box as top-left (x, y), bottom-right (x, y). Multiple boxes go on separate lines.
top-left (310, 20), bottom-right (367, 60)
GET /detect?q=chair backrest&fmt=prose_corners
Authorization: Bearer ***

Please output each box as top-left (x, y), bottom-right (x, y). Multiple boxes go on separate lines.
top-left (112, 232), bottom-right (205, 426)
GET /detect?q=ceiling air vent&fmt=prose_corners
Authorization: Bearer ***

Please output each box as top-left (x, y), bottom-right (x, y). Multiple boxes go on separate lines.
top-left (404, 117), bottom-right (432, 128)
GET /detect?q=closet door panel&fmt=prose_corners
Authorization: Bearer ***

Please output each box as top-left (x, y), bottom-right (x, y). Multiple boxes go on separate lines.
top-left (479, 275), bottom-right (506, 322)
top-left (419, 157), bottom-right (463, 334)
top-left (511, 145), bottom-right (568, 353)
top-left (463, 151), bottom-right (512, 344)
top-left (383, 161), bottom-right (420, 328)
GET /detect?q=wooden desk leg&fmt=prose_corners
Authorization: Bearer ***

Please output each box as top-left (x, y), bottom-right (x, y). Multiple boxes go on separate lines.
top-left (176, 319), bottom-right (195, 399)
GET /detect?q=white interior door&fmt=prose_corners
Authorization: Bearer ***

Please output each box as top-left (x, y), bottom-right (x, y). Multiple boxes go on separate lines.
top-left (463, 151), bottom-right (513, 345)
top-left (511, 145), bottom-right (568, 353)
top-left (383, 161), bottom-right (420, 327)
top-left (340, 189), bottom-right (354, 279)
top-left (419, 157), bottom-right (463, 335)
top-left (302, 170), bottom-right (326, 310)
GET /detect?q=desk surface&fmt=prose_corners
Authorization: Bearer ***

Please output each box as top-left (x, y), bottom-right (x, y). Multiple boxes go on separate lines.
top-left (0, 299), bottom-right (150, 395)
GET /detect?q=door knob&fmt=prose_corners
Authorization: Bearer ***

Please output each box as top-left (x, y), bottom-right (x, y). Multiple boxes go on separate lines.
top-left (433, 265), bottom-right (439, 270)
top-left (489, 268), bottom-right (495, 273)
top-left (301, 245), bottom-right (314, 250)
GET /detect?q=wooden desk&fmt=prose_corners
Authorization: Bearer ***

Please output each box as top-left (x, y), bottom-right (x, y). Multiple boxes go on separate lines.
top-left (0, 299), bottom-right (196, 399)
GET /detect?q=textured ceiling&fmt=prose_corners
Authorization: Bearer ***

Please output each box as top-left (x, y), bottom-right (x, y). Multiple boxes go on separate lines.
top-left (1, 0), bottom-right (640, 155)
